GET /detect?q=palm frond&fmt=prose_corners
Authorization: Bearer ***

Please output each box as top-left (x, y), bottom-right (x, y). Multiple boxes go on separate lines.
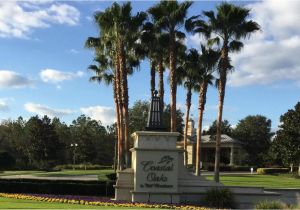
top-left (229, 40), bottom-right (244, 53)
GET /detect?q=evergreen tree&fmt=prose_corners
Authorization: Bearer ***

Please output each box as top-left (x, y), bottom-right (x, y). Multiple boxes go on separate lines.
top-left (271, 103), bottom-right (300, 174)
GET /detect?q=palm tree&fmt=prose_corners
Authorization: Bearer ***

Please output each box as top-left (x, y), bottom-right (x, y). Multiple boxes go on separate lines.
top-left (139, 22), bottom-right (160, 95)
top-left (195, 46), bottom-right (219, 175)
top-left (85, 37), bottom-right (124, 170)
top-left (179, 49), bottom-right (200, 166)
top-left (148, 1), bottom-right (192, 132)
top-left (186, 2), bottom-right (260, 181)
top-left (86, 2), bottom-right (146, 169)
top-left (100, 2), bottom-right (146, 168)
top-left (139, 21), bottom-right (169, 109)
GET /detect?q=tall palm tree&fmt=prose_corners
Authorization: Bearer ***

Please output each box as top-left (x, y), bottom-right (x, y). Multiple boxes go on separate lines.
top-left (186, 3), bottom-right (260, 181)
top-left (180, 49), bottom-right (200, 166)
top-left (139, 21), bottom-right (169, 109)
top-left (86, 2), bottom-right (146, 169)
top-left (195, 46), bottom-right (219, 176)
top-left (101, 2), bottom-right (146, 168)
top-left (85, 37), bottom-right (124, 170)
top-left (139, 22), bottom-right (160, 94)
top-left (148, 1), bottom-right (192, 132)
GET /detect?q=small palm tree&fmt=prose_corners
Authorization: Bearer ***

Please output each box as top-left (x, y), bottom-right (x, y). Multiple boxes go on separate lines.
top-left (149, 1), bottom-right (192, 132)
top-left (186, 2), bottom-right (260, 181)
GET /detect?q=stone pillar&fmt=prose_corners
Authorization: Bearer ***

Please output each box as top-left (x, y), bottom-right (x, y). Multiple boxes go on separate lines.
top-left (230, 147), bottom-right (234, 166)
top-left (126, 131), bottom-right (181, 204)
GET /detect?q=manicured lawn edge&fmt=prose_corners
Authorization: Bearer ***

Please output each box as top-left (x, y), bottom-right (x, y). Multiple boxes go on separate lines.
top-left (0, 193), bottom-right (207, 210)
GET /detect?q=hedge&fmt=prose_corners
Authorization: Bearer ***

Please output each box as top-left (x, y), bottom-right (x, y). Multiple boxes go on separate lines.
top-left (256, 168), bottom-right (290, 174)
top-left (53, 164), bottom-right (112, 170)
top-left (0, 179), bottom-right (115, 196)
top-left (203, 164), bottom-right (252, 172)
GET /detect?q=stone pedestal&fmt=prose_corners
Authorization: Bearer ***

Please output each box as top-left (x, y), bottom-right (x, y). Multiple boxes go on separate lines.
top-left (114, 131), bottom-right (281, 208)
top-left (130, 131), bottom-right (180, 203)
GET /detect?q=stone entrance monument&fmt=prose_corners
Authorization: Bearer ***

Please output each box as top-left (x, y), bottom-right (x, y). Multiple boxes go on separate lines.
top-left (115, 91), bottom-right (280, 208)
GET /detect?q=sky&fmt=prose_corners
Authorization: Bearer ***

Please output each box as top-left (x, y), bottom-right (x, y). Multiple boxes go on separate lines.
top-left (0, 0), bottom-right (299, 131)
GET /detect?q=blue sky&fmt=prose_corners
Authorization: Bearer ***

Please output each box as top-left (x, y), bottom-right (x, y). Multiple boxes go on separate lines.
top-left (0, 1), bottom-right (299, 131)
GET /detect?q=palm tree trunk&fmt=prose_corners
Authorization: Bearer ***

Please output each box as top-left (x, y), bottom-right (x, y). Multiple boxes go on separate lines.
top-left (150, 59), bottom-right (156, 94)
top-left (118, 103), bottom-right (124, 170)
top-left (115, 52), bottom-right (124, 171)
top-left (183, 87), bottom-right (192, 166)
top-left (196, 82), bottom-right (208, 176)
top-left (158, 60), bottom-right (164, 111)
top-left (119, 41), bottom-right (130, 169)
top-left (214, 43), bottom-right (229, 182)
top-left (169, 32), bottom-right (177, 132)
top-left (113, 77), bottom-right (120, 172)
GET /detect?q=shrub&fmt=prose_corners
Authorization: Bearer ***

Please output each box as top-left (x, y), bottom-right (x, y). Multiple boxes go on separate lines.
top-left (257, 168), bottom-right (290, 174)
top-left (105, 173), bottom-right (117, 181)
top-left (203, 187), bottom-right (235, 209)
top-left (0, 151), bottom-right (16, 170)
top-left (255, 200), bottom-right (285, 209)
top-left (0, 179), bottom-right (115, 196)
top-left (53, 164), bottom-right (112, 170)
top-left (203, 163), bottom-right (252, 172)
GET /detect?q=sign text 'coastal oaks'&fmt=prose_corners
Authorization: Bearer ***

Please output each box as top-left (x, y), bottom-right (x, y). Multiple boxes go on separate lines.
top-left (140, 155), bottom-right (174, 188)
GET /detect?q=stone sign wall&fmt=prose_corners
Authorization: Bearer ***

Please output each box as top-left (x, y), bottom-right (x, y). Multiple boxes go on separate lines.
top-left (135, 150), bottom-right (178, 193)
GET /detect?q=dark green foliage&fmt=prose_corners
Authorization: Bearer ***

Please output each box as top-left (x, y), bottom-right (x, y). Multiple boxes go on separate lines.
top-left (105, 173), bottom-right (117, 181)
top-left (26, 116), bottom-right (61, 170)
top-left (163, 105), bottom-right (184, 134)
top-left (255, 200), bottom-right (285, 209)
top-left (53, 164), bottom-right (112, 171)
top-left (203, 163), bottom-right (252, 172)
top-left (203, 119), bottom-right (233, 136)
top-left (0, 179), bottom-right (114, 196)
top-left (0, 117), bottom-right (30, 169)
top-left (70, 115), bottom-right (114, 166)
top-left (129, 100), bottom-right (184, 134)
top-left (203, 187), bottom-right (235, 208)
top-left (257, 168), bottom-right (290, 175)
top-left (232, 115), bottom-right (273, 166)
top-left (128, 100), bottom-right (149, 134)
top-left (0, 151), bottom-right (16, 170)
top-left (0, 115), bottom-right (115, 170)
top-left (270, 102), bottom-right (300, 168)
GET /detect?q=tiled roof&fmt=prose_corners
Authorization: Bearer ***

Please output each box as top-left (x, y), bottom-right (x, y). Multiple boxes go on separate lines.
top-left (189, 134), bottom-right (242, 144)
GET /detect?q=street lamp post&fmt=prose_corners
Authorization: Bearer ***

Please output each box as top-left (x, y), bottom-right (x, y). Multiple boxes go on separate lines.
top-left (70, 143), bottom-right (78, 170)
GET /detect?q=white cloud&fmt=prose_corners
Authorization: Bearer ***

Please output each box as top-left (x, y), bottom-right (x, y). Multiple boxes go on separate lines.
top-left (176, 103), bottom-right (186, 112)
top-left (0, 98), bottom-right (9, 111)
top-left (40, 69), bottom-right (84, 83)
top-left (188, 34), bottom-right (207, 48)
top-left (69, 49), bottom-right (79, 54)
top-left (24, 102), bottom-right (73, 118)
top-left (0, 70), bottom-right (33, 88)
top-left (86, 16), bottom-right (93, 22)
top-left (202, 125), bottom-right (210, 132)
top-left (228, 0), bottom-right (300, 87)
top-left (80, 106), bottom-right (116, 126)
top-left (0, 1), bottom-right (80, 38)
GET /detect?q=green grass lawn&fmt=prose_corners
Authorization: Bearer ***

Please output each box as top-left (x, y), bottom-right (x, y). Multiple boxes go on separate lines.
top-left (205, 174), bottom-right (300, 188)
top-left (0, 197), bottom-right (162, 209)
top-left (1, 170), bottom-right (299, 188)
top-left (35, 169), bottom-right (114, 177)
top-left (0, 170), bottom-right (114, 181)
top-left (0, 171), bottom-right (42, 176)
